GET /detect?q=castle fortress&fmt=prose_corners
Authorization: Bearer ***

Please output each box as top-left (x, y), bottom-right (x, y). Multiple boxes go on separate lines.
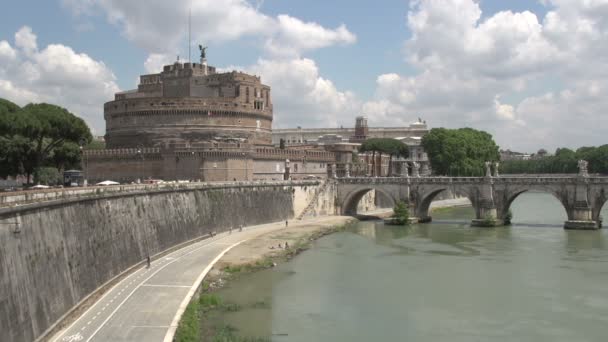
top-left (85, 53), bottom-right (429, 183)
top-left (86, 55), bottom-right (333, 183)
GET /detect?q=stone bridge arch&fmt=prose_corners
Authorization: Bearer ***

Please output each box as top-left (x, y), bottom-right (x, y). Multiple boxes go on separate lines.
top-left (589, 185), bottom-right (608, 223)
top-left (494, 184), bottom-right (572, 222)
top-left (337, 181), bottom-right (409, 215)
top-left (411, 183), bottom-right (479, 222)
top-left (341, 187), bottom-right (397, 215)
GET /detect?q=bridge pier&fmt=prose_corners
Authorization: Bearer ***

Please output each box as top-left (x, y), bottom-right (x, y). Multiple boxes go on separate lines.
top-left (471, 202), bottom-right (503, 227)
top-left (564, 181), bottom-right (601, 230)
top-left (564, 206), bottom-right (599, 229)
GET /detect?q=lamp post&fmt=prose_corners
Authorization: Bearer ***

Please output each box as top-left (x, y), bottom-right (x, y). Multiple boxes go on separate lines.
top-left (191, 151), bottom-right (195, 182)
top-left (136, 144), bottom-right (144, 183)
top-left (79, 139), bottom-right (88, 186)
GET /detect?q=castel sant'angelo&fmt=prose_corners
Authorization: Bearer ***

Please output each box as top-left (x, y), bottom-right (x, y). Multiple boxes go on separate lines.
top-left (85, 48), bottom-right (335, 182)
top-left (85, 47), bottom-right (429, 183)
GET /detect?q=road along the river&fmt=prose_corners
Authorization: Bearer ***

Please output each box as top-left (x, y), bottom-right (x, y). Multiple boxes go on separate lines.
top-left (51, 217), bottom-right (344, 342)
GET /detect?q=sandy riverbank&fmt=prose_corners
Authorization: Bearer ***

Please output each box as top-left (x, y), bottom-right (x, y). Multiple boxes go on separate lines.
top-left (210, 198), bottom-right (471, 277)
top-left (210, 215), bottom-right (356, 278)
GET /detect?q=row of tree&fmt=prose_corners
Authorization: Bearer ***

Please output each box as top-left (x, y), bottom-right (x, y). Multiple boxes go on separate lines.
top-left (421, 127), bottom-right (500, 176)
top-left (359, 138), bottom-right (409, 176)
top-left (501, 146), bottom-right (608, 174)
top-left (0, 98), bottom-right (95, 184)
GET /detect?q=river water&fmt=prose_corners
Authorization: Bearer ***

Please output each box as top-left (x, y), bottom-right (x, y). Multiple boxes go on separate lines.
top-left (213, 193), bottom-right (608, 341)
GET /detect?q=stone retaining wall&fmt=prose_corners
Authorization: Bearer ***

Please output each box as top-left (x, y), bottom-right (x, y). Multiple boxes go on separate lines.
top-left (0, 181), bottom-right (321, 342)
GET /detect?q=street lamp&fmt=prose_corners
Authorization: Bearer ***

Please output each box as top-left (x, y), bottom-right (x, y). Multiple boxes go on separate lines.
top-left (136, 144), bottom-right (144, 183)
top-left (79, 139), bottom-right (88, 186)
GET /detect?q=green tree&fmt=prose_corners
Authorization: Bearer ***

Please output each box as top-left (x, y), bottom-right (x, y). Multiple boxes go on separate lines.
top-left (0, 99), bottom-right (93, 183)
top-left (360, 138), bottom-right (408, 176)
top-left (19, 103), bottom-right (92, 183)
top-left (50, 142), bottom-right (82, 172)
top-left (392, 201), bottom-right (410, 225)
top-left (86, 139), bottom-right (106, 150)
top-left (422, 128), bottom-right (500, 176)
top-left (501, 144), bottom-right (608, 175)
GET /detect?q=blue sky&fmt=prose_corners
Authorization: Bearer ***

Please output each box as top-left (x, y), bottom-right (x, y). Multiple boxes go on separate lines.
top-left (1, 0), bottom-right (607, 152)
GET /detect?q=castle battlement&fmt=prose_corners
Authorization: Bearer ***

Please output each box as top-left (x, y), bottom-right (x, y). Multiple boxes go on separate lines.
top-left (254, 148), bottom-right (335, 162)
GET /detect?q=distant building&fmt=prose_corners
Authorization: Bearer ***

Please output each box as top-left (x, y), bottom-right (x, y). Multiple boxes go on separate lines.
top-left (500, 149), bottom-right (532, 161)
top-left (273, 118), bottom-right (431, 176)
top-left (271, 117), bottom-right (429, 145)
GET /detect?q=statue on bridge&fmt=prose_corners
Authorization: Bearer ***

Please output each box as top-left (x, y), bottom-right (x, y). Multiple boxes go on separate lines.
top-left (578, 159), bottom-right (589, 177)
top-left (494, 162), bottom-right (500, 177)
top-left (412, 162), bottom-right (420, 178)
top-left (485, 161), bottom-right (492, 177)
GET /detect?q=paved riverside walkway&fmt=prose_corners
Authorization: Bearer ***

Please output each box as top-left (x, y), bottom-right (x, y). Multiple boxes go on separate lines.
top-left (51, 217), bottom-right (343, 342)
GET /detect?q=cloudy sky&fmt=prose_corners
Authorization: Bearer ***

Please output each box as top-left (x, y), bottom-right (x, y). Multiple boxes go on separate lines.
top-left (0, 0), bottom-right (607, 152)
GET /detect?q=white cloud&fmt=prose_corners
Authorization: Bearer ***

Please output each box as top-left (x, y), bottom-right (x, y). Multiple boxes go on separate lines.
top-left (494, 97), bottom-right (516, 122)
top-left (361, 0), bottom-right (608, 152)
top-left (143, 53), bottom-right (173, 74)
top-left (0, 41), bottom-right (17, 62)
top-left (14, 26), bottom-right (38, 57)
top-left (0, 26), bottom-right (120, 134)
top-left (265, 15), bottom-right (356, 57)
top-left (244, 58), bottom-right (360, 128)
top-left (65, 0), bottom-right (356, 59)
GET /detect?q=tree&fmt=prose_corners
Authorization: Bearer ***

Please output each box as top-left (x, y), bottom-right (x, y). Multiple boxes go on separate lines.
top-left (501, 144), bottom-right (608, 175)
top-left (18, 103), bottom-right (92, 183)
top-left (392, 201), bottom-right (410, 225)
top-left (50, 142), bottom-right (81, 171)
top-left (360, 138), bottom-right (408, 176)
top-left (422, 128), bottom-right (500, 176)
top-left (0, 99), bottom-right (93, 183)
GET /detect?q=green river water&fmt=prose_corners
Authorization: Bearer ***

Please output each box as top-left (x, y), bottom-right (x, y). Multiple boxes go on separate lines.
top-left (212, 193), bottom-right (608, 341)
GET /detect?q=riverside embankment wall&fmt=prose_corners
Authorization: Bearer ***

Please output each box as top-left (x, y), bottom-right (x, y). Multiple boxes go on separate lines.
top-left (0, 181), bottom-right (322, 342)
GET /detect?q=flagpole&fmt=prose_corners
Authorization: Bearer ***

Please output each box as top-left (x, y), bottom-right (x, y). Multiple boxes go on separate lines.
top-left (188, 6), bottom-right (191, 62)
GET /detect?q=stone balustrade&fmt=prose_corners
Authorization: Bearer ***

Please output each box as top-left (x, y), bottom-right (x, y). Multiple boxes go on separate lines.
top-left (0, 180), bottom-right (319, 210)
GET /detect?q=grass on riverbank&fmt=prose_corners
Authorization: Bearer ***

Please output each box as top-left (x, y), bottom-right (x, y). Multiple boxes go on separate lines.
top-left (174, 222), bottom-right (354, 342)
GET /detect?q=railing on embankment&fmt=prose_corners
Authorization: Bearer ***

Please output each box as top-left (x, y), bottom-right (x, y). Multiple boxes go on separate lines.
top-left (0, 180), bottom-right (320, 211)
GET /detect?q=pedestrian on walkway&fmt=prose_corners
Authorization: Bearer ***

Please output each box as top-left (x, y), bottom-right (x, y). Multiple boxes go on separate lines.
top-left (239, 224), bottom-right (243, 232)
top-left (285, 242), bottom-right (289, 249)
top-left (146, 255), bottom-right (151, 269)
top-left (285, 220), bottom-right (288, 228)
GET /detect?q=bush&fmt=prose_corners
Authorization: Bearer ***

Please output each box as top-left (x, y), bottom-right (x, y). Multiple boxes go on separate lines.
top-left (504, 210), bottom-right (513, 225)
top-left (392, 201), bottom-right (410, 225)
top-left (480, 214), bottom-right (497, 227)
top-left (36, 167), bottom-right (61, 185)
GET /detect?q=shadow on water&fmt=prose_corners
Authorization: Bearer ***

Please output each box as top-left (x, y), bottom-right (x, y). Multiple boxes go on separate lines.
top-left (348, 219), bottom-right (515, 258)
top-left (432, 220), bottom-right (564, 229)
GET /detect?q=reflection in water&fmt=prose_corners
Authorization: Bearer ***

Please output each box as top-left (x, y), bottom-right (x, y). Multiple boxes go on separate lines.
top-left (214, 193), bottom-right (608, 342)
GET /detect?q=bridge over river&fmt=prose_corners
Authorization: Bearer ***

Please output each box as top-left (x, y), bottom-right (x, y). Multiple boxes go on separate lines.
top-left (335, 170), bottom-right (608, 230)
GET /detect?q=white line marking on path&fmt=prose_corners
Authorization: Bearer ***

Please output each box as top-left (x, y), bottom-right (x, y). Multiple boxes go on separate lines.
top-left (141, 284), bottom-right (192, 288)
top-left (162, 240), bottom-right (244, 342)
top-left (52, 234), bottom-right (230, 342)
top-left (84, 237), bottom-right (232, 342)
